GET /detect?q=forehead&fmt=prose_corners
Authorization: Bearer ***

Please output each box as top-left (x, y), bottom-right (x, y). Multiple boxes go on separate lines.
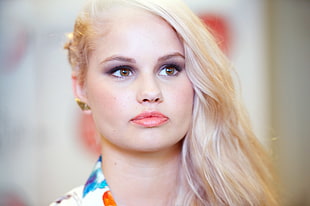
top-left (101, 6), bottom-right (170, 30)
top-left (91, 6), bottom-right (178, 42)
top-left (91, 6), bottom-right (183, 54)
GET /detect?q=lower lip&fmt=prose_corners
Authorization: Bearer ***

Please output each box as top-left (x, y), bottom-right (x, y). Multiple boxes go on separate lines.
top-left (131, 117), bottom-right (168, 128)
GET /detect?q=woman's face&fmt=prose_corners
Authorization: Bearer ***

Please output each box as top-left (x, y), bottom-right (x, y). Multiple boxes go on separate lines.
top-left (75, 8), bottom-right (194, 153)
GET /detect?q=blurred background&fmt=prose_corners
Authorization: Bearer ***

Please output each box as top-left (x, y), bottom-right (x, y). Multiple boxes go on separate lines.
top-left (0, 0), bottom-right (309, 205)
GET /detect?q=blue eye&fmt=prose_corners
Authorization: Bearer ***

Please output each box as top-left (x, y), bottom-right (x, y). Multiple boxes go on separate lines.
top-left (159, 64), bottom-right (181, 76)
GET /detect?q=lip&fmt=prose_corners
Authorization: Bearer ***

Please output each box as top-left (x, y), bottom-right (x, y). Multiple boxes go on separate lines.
top-left (130, 111), bottom-right (169, 128)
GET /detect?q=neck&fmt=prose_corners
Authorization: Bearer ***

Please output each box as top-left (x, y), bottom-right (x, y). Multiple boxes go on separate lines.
top-left (101, 140), bottom-right (182, 206)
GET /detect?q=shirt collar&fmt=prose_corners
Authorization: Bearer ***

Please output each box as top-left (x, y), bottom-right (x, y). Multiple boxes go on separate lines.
top-left (82, 156), bottom-right (116, 205)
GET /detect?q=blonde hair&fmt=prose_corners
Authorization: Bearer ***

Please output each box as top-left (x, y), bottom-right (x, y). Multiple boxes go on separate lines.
top-left (65, 0), bottom-right (278, 205)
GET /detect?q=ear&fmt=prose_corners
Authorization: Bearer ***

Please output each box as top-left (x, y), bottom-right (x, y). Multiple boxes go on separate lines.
top-left (72, 72), bottom-right (88, 104)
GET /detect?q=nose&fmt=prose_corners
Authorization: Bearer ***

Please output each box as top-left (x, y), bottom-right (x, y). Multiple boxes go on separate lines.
top-left (136, 76), bottom-right (163, 104)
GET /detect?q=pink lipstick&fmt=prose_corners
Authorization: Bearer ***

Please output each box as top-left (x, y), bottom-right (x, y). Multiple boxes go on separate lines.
top-left (130, 111), bottom-right (169, 128)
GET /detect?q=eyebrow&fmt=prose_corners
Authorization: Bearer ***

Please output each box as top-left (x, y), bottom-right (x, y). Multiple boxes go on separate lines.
top-left (100, 56), bottom-right (136, 64)
top-left (100, 52), bottom-right (185, 64)
top-left (158, 52), bottom-right (185, 61)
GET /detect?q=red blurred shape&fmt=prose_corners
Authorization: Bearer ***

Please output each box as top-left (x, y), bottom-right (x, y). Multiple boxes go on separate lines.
top-left (0, 191), bottom-right (27, 206)
top-left (199, 14), bottom-right (230, 54)
top-left (79, 113), bottom-right (101, 156)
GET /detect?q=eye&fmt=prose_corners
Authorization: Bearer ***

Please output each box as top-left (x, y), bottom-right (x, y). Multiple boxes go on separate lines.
top-left (158, 64), bottom-right (182, 76)
top-left (110, 66), bottom-right (133, 78)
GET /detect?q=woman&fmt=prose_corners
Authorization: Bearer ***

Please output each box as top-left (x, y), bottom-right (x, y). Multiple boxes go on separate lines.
top-left (51, 0), bottom-right (278, 205)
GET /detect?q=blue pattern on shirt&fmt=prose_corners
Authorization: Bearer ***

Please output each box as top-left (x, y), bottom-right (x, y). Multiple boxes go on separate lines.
top-left (83, 156), bottom-right (109, 197)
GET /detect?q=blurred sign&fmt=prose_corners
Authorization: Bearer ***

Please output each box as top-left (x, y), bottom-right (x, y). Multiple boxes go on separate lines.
top-left (0, 190), bottom-right (27, 206)
top-left (200, 14), bottom-right (230, 54)
top-left (79, 113), bottom-right (101, 156)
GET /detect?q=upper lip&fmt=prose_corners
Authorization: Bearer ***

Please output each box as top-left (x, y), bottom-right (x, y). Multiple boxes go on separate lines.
top-left (130, 111), bottom-right (168, 121)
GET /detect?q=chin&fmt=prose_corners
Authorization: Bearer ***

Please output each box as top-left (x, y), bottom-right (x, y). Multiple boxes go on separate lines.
top-left (125, 140), bottom-right (183, 154)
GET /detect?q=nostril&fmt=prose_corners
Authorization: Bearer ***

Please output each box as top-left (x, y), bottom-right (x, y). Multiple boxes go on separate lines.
top-left (141, 97), bottom-right (161, 103)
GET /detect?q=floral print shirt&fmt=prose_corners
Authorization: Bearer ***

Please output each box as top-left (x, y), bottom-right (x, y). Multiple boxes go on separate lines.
top-left (50, 156), bottom-right (117, 206)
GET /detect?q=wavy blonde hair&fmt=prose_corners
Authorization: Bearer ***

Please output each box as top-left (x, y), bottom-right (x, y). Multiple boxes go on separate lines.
top-left (65, 0), bottom-right (279, 205)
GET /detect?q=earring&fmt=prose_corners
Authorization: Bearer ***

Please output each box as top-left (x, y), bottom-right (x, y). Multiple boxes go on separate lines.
top-left (75, 98), bottom-right (91, 111)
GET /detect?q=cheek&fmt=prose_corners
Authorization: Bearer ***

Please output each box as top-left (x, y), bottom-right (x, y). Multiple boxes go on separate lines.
top-left (86, 82), bottom-right (132, 118)
top-left (164, 79), bottom-right (194, 122)
top-left (95, 91), bottom-right (132, 115)
top-left (172, 80), bottom-right (194, 106)
top-left (89, 89), bottom-right (134, 140)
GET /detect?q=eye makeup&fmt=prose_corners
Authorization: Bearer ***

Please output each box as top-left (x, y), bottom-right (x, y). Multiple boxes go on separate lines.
top-left (100, 53), bottom-right (185, 80)
top-left (104, 65), bottom-right (135, 79)
top-left (158, 63), bottom-right (183, 77)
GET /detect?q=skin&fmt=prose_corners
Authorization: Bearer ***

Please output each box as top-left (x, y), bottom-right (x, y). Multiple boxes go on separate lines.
top-left (73, 7), bottom-right (194, 206)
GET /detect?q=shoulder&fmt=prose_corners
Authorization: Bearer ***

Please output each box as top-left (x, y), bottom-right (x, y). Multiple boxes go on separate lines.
top-left (49, 186), bottom-right (84, 206)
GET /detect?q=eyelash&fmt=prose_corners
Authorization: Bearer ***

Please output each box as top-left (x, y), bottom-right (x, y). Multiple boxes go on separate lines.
top-left (106, 63), bottom-right (183, 79)
top-left (106, 65), bottom-right (134, 78)
top-left (159, 64), bottom-right (183, 77)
